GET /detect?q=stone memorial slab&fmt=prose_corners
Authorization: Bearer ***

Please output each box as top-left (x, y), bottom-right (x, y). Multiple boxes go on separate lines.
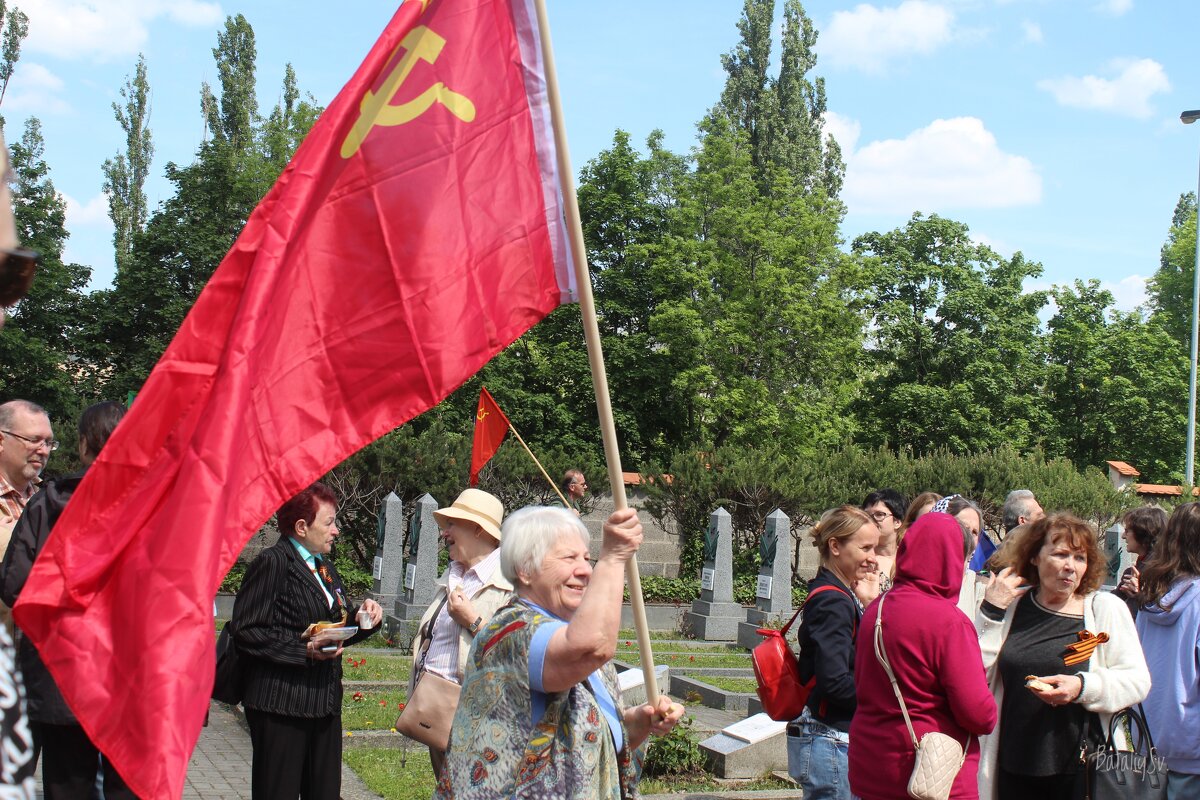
top-left (738, 509), bottom-right (794, 648)
top-left (685, 507), bottom-right (745, 641)
top-left (370, 493), bottom-right (405, 611)
top-left (1103, 522), bottom-right (1132, 590)
top-left (387, 493), bottom-right (441, 645)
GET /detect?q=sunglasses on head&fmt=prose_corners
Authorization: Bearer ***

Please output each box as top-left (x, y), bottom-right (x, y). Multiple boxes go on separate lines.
top-left (0, 247), bottom-right (38, 307)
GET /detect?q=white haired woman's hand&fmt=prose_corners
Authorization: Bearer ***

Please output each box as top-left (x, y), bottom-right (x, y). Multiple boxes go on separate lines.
top-left (624, 695), bottom-right (685, 750)
top-left (599, 508), bottom-right (643, 565)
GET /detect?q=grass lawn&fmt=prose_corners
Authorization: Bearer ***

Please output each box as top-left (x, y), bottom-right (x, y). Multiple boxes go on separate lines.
top-left (693, 675), bottom-right (758, 693)
top-left (617, 649), bottom-right (753, 670)
top-left (342, 748), bottom-right (792, 798)
top-left (640, 774), bottom-right (793, 793)
top-left (342, 689), bottom-right (408, 731)
top-left (616, 639), bottom-right (746, 655)
top-left (343, 748), bottom-right (435, 800)
top-left (341, 654), bottom-right (412, 683)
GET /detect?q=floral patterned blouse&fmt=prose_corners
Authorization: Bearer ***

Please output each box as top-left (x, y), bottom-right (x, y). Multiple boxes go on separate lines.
top-left (435, 600), bottom-right (644, 799)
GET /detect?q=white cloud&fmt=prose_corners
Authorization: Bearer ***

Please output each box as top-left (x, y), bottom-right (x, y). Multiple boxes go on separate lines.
top-left (2, 61), bottom-right (70, 113)
top-left (820, 1), bottom-right (956, 74)
top-left (21, 0), bottom-right (222, 62)
top-left (1021, 20), bottom-right (1043, 44)
top-left (1103, 274), bottom-right (1149, 312)
top-left (842, 117), bottom-right (1041, 214)
top-left (1093, 0), bottom-right (1132, 17)
top-left (822, 111), bottom-right (861, 155)
top-left (64, 193), bottom-right (113, 228)
top-left (1037, 58), bottom-right (1170, 119)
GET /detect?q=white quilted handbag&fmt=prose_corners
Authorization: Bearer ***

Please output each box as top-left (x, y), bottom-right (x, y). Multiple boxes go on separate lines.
top-left (874, 593), bottom-right (969, 800)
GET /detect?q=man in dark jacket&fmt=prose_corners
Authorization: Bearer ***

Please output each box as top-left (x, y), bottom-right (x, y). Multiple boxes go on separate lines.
top-left (0, 401), bottom-right (127, 799)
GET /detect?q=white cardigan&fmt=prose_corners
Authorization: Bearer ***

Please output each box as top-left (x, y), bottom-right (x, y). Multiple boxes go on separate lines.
top-left (974, 590), bottom-right (1150, 799)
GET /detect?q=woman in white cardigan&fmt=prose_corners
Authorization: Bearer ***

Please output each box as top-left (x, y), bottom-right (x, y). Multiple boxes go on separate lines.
top-left (974, 514), bottom-right (1149, 800)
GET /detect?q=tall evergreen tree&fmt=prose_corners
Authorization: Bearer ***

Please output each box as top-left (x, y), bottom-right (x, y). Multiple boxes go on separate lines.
top-left (102, 53), bottom-right (153, 275)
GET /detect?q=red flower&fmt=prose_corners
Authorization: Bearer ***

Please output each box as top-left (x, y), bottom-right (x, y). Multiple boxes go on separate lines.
top-left (397, 702), bottom-right (406, 710)
top-left (625, 641), bottom-right (632, 647)
top-left (689, 655), bottom-right (695, 662)
top-left (352, 692), bottom-right (365, 702)
top-left (379, 700), bottom-right (387, 706)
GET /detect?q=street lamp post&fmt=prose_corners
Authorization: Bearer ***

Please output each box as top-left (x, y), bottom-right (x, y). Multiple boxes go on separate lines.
top-left (1182, 109), bottom-right (1200, 487)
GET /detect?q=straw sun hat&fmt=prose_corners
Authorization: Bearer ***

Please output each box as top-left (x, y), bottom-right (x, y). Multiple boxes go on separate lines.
top-left (433, 489), bottom-right (504, 542)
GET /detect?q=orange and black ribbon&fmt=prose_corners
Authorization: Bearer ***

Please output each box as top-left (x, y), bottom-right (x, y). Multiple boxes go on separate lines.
top-left (1063, 630), bottom-right (1109, 667)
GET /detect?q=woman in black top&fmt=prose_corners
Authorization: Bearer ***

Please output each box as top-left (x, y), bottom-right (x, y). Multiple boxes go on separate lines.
top-left (232, 482), bottom-right (383, 800)
top-left (789, 506), bottom-right (879, 800)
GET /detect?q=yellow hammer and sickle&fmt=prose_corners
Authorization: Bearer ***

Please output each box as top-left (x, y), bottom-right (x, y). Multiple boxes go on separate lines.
top-left (341, 26), bottom-right (476, 159)
top-left (477, 409), bottom-right (489, 422)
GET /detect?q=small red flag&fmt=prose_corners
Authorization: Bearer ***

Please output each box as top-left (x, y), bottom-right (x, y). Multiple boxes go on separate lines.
top-left (13, 0), bottom-right (575, 796)
top-left (470, 387), bottom-right (511, 486)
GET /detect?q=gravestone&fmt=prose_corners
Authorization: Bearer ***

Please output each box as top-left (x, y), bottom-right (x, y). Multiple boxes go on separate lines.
top-left (700, 713), bottom-right (788, 778)
top-left (386, 493), bottom-right (441, 647)
top-left (684, 507), bottom-right (745, 641)
top-left (737, 509), bottom-right (794, 649)
top-left (1103, 521), bottom-right (1131, 590)
top-left (370, 493), bottom-right (405, 612)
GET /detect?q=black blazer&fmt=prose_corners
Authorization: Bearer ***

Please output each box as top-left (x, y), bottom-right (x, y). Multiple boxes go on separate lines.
top-left (232, 537), bottom-right (374, 718)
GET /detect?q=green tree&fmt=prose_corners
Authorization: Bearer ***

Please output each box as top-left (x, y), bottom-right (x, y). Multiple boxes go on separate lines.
top-left (1045, 280), bottom-right (1188, 482)
top-left (772, 0), bottom-right (843, 198)
top-left (1148, 192), bottom-right (1197, 346)
top-left (102, 53), bottom-right (153, 274)
top-left (0, 1), bottom-right (29, 107)
top-left (0, 118), bottom-right (92, 420)
top-left (715, 0), bottom-right (775, 175)
top-left (95, 16), bottom-right (323, 398)
top-left (853, 213), bottom-right (1049, 455)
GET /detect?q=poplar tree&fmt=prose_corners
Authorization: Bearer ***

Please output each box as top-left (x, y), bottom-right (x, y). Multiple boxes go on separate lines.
top-left (0, 1), bottom-right (29, 107)
top-left (102, 54), bottom-right (153, 275)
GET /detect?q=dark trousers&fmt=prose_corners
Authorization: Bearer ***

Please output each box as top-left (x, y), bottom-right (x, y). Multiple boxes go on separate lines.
top-left (35, 722), bottom-right (137, 800)
top-left (244, 708), bottom-right (340, 800)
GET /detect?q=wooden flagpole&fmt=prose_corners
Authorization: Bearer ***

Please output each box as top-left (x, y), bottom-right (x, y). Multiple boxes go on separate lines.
top-left (532, 0), bottom-right (659, 704)
top-left (505, 421), bottom-right (572, 508)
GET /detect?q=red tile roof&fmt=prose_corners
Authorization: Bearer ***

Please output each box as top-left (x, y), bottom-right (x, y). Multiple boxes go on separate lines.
top-left (1106, 460), bottom-right (1141, 477)
top-left (1134, 483), bottom-right (1200, 497)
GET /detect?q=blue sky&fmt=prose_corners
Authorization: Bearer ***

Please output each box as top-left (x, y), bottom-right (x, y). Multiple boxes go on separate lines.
top-left (7, 0), bottom-right (1199, 312)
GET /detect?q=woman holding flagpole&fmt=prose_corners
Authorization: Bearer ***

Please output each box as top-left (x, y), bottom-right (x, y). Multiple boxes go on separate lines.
top-left (232, 482), bottom-right (382, 800)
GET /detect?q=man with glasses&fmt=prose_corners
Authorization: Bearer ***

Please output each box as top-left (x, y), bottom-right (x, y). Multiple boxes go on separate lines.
top-left (557, 469), bottom-right (587, 515)
top-left (0, 400), bottom-right (55, 631)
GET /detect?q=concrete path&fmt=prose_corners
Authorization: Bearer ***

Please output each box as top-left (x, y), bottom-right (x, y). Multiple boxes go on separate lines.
top-left (33, 701), bottom-right (381, 800)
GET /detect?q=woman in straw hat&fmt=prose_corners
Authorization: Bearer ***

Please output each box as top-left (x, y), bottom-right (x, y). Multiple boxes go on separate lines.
top-left (408, 488), bottom-right (514, 776)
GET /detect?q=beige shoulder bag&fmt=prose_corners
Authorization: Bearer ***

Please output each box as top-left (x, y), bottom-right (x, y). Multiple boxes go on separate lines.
top-left (395, 593), bottom-right (461, 751)
top-left (874, 592), bottom-right (970, 800)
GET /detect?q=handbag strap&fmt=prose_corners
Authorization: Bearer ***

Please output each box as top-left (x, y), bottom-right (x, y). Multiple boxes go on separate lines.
top-left (414, 591), bottom-right (451, 674)
top-left (873, 592), bottom-right (970, 756)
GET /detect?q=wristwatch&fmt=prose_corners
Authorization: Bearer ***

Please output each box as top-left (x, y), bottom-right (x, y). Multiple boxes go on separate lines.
top-left (468, 616), bottom-right (483, 634)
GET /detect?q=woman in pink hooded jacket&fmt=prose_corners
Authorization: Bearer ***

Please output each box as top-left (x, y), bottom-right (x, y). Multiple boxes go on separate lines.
top-left (849, 512), bottom-right (998, 800)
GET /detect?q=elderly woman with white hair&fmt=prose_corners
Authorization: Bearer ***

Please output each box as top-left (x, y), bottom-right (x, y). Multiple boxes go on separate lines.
top-left (435, 506), bottom-right (684, 799)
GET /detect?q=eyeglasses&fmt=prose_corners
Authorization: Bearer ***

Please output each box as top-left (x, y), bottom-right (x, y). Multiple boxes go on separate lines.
top-left (0, 248), bottom-right (39, 307)
top-left (868, 510), bottom-right (893, 522)
top-left (1, 430), bottom-right (59, 451)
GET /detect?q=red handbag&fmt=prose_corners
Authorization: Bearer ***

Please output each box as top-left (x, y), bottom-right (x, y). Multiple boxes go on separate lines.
top-left (751, 584), bottom-right (851, 721)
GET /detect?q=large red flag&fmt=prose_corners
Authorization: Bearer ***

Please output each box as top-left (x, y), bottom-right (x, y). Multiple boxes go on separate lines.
top-left (13, 0), bottom-right (575, 796)
top-left (469, 386), bottom-right (511, 485)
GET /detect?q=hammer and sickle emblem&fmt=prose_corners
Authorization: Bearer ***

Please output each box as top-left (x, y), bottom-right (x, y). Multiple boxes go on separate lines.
top-left (341, 25), bottom-right (476, 158)
top-left (477, 408), bottom-right (489, 422)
